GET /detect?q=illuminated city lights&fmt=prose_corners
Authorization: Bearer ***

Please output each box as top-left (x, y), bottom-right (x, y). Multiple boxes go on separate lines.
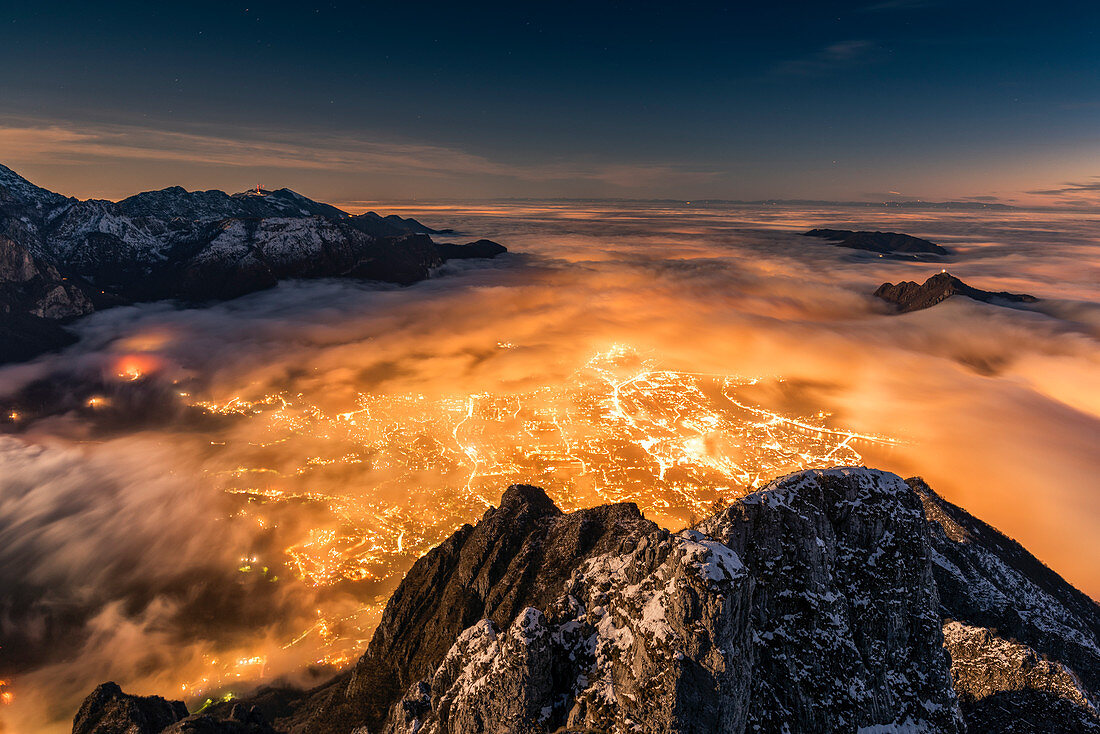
top-left (174, 346), bottom-right (897, 696)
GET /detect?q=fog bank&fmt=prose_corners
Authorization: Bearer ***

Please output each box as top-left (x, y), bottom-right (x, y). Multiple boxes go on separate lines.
top-left (2, 202), bottom-right (1098, 733)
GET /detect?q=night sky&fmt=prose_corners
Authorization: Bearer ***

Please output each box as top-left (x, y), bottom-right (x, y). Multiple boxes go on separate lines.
top-left (2, 1), bottom-right (1098, 204)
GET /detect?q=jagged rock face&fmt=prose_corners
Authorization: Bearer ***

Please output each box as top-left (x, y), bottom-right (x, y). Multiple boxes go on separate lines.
top-left (0, 233), bottom-right (39, 282)
top-left (874, 272), bottom-right (1038, 313)
top-left (353, 469), bottom-right (1099, 734)
top-left (911, 477), bottom-right (1100, 730)
top-left (382, 529), bottom-right (751, 734)
top-left (307, 485), bottom-right (660, 733)
top-left (803, 228), bottom-right (949, 255)
top-left (71, 469), bottom-right (1100, 734)
top-left (943, 621), bottom-right (1100, 731)
top-left (701, 469), bottom-right (962, 732)
top-left (0, 233), bottom-right (94, 363)
top-left (0, 234), bottom-right (94, 319)
top-left (299, 470), bottom-right (965, 733)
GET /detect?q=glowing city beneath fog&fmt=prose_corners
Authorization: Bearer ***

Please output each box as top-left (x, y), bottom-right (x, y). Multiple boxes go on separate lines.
top-left (169, 345), bottom-right (897, 701)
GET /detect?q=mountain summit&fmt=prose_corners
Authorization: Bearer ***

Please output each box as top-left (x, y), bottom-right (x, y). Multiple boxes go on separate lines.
top-left (874, 272), bottom-right (1038, 313)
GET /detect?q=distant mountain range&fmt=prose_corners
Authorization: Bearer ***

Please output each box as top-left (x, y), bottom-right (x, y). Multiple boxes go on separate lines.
top-left (803, 228), bottom-right (950, 257)
top-left (492, 197), bottom-right (1022, 210)
top-left (0, 164), bottom-right (506, 364)
top-left (72, 468), bottom-right (1100, 733)
top-left (743, 199), bottom-right (1017, 210)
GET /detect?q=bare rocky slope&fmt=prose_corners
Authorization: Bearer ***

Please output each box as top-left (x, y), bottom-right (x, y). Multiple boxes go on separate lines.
top-left (0, 164), bottom-right (506, 364)
top-left (72, 468), bottom-right (1100, 733)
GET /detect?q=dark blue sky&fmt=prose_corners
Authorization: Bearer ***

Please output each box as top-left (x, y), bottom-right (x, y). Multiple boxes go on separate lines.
top-left (2, 1), bottom-right (1098, 204)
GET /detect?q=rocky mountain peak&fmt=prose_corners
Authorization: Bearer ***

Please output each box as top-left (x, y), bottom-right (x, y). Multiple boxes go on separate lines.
top-left (69, 467), bottom-right (1100, 733)
top-left (496, 483), bottom-right (562, 516)
top-left (874, 271), bottom-right (1039, 313)
top-left (72, 682), bottom-right (189, 734)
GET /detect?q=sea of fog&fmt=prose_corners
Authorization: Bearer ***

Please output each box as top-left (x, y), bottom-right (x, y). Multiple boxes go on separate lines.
top-left (2, 202), bottom-right (1098, 732)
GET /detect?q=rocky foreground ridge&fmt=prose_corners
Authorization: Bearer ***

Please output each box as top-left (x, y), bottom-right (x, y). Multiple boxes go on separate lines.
top-left (0, 164), bottom-right (507, 364)
top-left (73, 468), bottom-right (1100, 733)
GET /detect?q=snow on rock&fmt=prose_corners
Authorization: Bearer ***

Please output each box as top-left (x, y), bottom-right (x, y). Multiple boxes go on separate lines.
top-left (0, 163), bottom-right (481, 313)
top-left (678, 529), bottom-right (746, 586)
top-left (386, 507), bottom-right (754, 734)
top-left (911, 476), bottom-right (1100, 730)
top-left (378, 468), bottom-right (966, 734)
top-left (702, 467), bottom-right (962, 733)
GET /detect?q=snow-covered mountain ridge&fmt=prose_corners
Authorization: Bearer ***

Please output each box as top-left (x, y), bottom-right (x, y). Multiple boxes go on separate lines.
top-left (0, 164), bottom-right (506, 363)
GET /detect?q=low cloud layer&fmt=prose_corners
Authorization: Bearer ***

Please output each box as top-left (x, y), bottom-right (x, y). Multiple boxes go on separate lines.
top-left (2, 202), bottom-right (1098, 732)
top-left (1027, 177), bottom-right (1100, 196)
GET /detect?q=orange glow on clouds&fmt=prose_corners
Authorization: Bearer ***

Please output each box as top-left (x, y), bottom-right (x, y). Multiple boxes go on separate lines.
top-left (112, 354), bottom-right (163, 382)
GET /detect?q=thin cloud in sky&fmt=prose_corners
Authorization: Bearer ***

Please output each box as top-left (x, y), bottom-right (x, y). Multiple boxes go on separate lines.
top-left (772, 40), bottom-right (876, 77)
top-left (1027, 177), bottom-right (1100, 197)
top-left (0, 116), bottom-right (720, 194)
top-left (0, 117), bottom-right (1076, 207)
